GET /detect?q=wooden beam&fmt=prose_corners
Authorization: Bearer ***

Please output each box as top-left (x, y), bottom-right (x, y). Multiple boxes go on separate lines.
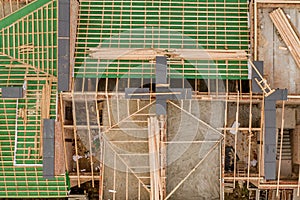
top-left (39, 80), bottom-right (52, 157)
top-left (221, 93), bottom-right (228, 199)
top-left (72, 93), bottom-right (81, 187)
top-left (60, 93), bottom-right (69, 173)
top-left (233, 92), bottom-right (240, 188)
top-left (89, 48), bottom-right (248, 61)
top-left (259, 96), bottom-right (265, 178)
top-left (159, 115), bottom-right (167, 200)
top-left (247, 82), bottom-right (253, 188)
top-left (276, 101), bottom-right (285, 196)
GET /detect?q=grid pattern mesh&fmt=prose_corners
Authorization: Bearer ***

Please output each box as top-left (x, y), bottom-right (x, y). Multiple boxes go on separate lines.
top-left (74, 0), bottom-right (249, 80)
top-left (0, 0), bottom-right (67, 197)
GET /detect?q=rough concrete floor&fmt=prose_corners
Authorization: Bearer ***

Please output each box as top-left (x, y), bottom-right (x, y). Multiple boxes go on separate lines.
top-left (68, 97), bottom-right (266, 199)
top-left (167, 100), bottom-right (224, 200)
top-left (100, 99), bottom-right (224, 199)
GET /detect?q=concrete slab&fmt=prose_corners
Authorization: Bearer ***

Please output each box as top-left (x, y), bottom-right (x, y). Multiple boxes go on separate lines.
top-left (276, 108), bottom-right (296, 129)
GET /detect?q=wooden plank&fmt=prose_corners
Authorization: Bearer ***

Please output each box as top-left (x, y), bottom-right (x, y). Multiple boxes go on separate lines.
top-left (269, 8), bottom-right (300, 68)
top-left (276, 101), bottom-right (285, 196)
top-left (159, 115), bottom-right (167, 200)
top-left (148, 116), bottom-right (162, 200)
top-left (89, 48), bottom-right (248, 61)
top-left (39, 80), bottom-right (52, 157)
top-left (233, 92), bottom-right (240, 188)
top-left (247, 85), bottom-right (253, 188)
top-left (55, 121), bottom-right (66, 175)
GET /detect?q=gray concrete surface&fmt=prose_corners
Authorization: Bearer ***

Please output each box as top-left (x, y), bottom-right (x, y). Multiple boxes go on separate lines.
top-left (100, 99), bottom-right (224, 199)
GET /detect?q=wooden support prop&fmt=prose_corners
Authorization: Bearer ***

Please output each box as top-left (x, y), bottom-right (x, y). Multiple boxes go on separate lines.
top-left (276, 101), bottom-right (285, 196)
top-left (233, 92), bottom-right (240, 188)
top-left (259, 96), bottom-right (265, 178)
top-left (95, 95), bottom-right (104, 199)
top-left (221, 93), bottom-right (228, 199)
top-left (247, 83), bottom-right (253, 188)
top-left (126, 167), bottom-right (129, 200)
top-left (72, 93), bottom-right (81, 187)
top-left (269, 8), bottom-right (300, 68)
top-left (60, 93), bottom-right (69, 173)
top-left (113, 152), bottom-right (116, 200)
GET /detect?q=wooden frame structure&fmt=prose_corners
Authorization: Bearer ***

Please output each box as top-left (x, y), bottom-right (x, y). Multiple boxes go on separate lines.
top-left (1, 0), bottom-right (299, 198)
top-left (62, 70), bottom-right (300, 199)
top-left (0, 0), bottom-right (68, 198)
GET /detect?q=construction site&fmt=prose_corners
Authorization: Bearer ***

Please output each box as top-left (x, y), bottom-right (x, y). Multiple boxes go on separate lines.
top-left (0, 0), bottom-right (300, 199)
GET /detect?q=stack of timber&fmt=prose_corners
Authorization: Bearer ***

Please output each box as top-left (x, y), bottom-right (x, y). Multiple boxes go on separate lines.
top-left (89, 48), bottom-right (248, 61)
top-left (269, 8), bottom-right (300, 68)
top-left (148, 117), bottom-right (163, 200)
